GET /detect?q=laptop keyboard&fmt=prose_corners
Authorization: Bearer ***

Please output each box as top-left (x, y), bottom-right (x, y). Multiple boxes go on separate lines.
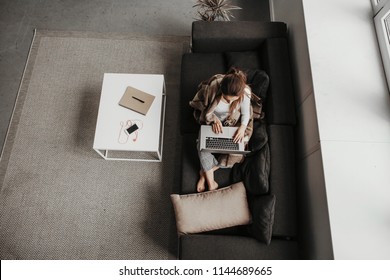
top-left (205, 137), bottom-right (239, 151)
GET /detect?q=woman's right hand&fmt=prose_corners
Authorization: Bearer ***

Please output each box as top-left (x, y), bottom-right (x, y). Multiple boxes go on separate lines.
top-left (212, 119), bottom-right (223, 134)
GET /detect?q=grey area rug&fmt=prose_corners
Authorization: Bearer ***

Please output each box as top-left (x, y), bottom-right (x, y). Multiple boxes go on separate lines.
top-left (0, 30), bottom-right (189, 259)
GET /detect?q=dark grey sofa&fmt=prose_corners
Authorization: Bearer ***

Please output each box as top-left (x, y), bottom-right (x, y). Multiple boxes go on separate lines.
top-left (178, 21), bottom-right (299, 260)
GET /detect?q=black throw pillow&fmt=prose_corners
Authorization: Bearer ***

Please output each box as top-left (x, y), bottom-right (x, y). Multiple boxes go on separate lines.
top-left (231, 143), bottom-right (270, 195)
top-left (246, 194), bottom-right (276, 245)
top-left (247, 119), bottom-right (268, 153)
top-left (246, 69), bottom-right (269, 101)
top-left (231, 121), bottom-right (270, 195)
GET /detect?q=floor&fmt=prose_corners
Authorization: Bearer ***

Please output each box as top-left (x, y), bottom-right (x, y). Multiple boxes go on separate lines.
top-left (0, 0), bottom-right (269, 151)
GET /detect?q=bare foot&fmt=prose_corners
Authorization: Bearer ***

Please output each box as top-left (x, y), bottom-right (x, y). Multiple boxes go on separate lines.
top-left (208, 181), bottom-right (219, 191)
top-left (197, 171), bottom-right (206, 192)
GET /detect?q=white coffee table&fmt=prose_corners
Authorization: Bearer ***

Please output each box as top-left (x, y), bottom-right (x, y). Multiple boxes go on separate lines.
top-left (93, 73), bottom-right (166, 161)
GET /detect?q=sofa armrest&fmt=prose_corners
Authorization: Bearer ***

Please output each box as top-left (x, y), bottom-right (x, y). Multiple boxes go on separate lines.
top-left (192, 21), bottom-right (287, 53)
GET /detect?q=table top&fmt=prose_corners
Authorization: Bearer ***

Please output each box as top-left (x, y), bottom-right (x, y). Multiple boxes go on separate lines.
top-left (93, 73), bottom-right (165, 152)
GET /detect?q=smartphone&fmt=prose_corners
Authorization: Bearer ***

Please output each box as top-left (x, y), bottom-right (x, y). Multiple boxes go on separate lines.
top-left (126, 123), bottom-right (139, 135)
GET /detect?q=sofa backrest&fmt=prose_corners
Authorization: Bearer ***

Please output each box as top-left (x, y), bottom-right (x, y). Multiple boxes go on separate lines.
top-left (192, 21), bottom-right (288, 53)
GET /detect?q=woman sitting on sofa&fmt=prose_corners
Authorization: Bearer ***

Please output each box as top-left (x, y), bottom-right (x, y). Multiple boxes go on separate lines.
top-left (189, 68), bottom-right (254, 192)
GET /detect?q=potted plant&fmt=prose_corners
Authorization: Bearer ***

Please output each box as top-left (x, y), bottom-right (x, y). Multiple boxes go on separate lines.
top-left (193, 0), bottom-right (242, 21)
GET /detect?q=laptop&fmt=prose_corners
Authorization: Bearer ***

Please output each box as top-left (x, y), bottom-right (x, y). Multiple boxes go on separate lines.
top-left (118, 86), bottom-right (155, 115)
top-left (199, 125), bottom-right (250, 154)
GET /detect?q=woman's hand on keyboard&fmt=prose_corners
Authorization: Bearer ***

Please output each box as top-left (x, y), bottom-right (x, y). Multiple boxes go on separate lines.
top-left (212, 119), bottom-right (223, 134)
top-left (233, 125), bottom-right (246, 143)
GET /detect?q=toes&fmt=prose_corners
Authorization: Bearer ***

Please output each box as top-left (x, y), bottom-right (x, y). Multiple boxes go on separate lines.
top-left (197, 184), bottom-right (205, 192)
top-left (209, 182), bottom-right (218, 191)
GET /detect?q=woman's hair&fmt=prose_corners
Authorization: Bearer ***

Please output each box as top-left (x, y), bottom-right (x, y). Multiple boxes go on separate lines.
top-left (220, 67), bottom-right (247, 114)
top-left (220, 67), bottom-right (247, 97)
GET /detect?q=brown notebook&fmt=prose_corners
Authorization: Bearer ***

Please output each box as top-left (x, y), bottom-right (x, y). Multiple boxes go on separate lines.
top-left (118, 86), bottom-right (155, 115)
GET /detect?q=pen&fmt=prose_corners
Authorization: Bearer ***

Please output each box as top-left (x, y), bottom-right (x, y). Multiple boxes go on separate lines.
top-left (132, 96), bottom-right (145, 103)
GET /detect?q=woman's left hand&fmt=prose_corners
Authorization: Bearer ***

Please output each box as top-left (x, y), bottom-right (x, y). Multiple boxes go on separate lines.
top-left (233, 125), bottom-right (246, 143)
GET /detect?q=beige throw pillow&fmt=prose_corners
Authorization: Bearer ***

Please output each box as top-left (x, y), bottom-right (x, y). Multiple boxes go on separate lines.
top-left (170, 182), bottom-right (252, 235)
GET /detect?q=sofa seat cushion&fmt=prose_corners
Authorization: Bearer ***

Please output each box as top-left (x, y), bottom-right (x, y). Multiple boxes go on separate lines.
top-left (180, 234), bottom-right (299, 260)
top-left (171, 182), bottom-right (251, 235)
top-left (268, 125), bottom-right (297, 237)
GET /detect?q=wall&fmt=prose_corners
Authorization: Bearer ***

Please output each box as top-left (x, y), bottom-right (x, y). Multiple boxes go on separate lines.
top-left (270, 0), bottom-right (333, 259)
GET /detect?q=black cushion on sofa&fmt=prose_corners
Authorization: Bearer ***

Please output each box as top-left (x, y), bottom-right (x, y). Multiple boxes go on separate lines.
top-left (247, 194), bottom-right (276, 245)
top-left (246, 69), bottom-right (269, 101)
top-left (231, 145), bottom-right (270, 195)
top-left (248, 120), bottom-right (268, 153)
top-left (231, 122), bottom-right (270, 195)
top-left (225, 51), bottom-right (261, 70)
